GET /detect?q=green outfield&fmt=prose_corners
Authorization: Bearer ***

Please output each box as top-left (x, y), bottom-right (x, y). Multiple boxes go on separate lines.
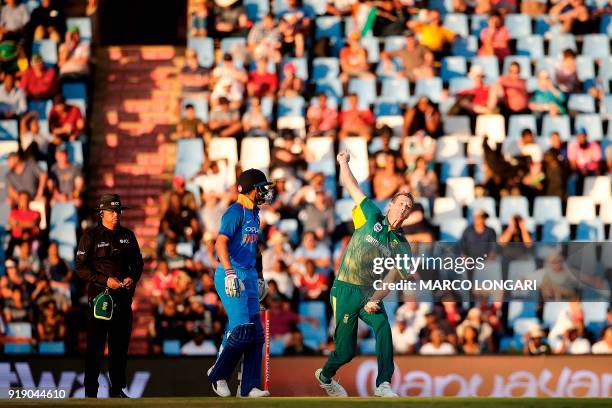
top-left (4, 398), bottom-right (611, 408)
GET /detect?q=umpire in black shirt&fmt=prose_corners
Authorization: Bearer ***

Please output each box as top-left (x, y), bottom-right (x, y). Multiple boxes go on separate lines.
top-left (76, 194), bottom-right (143, 398)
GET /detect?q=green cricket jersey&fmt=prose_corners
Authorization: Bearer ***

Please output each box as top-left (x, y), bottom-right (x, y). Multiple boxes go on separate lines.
top-left (336, 197), bottom-right (412, 289)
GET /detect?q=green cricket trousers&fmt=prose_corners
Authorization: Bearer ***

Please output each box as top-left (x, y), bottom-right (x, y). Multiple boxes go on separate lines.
top-left (321, 280), bottom-right (394, 386)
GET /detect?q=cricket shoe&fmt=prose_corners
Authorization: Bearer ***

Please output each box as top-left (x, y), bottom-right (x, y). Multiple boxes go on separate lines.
top-left (207, 366), bottom-right (231, 397)
top-left (374, 382), bottom-right (398, 397)
top-left (315, 368), bottom-right (348, 397)
top-left (242, 387), bottom-right (270, 397)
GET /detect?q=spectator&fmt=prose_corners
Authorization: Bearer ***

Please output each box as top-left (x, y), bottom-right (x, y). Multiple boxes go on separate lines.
top-left (278, 0), bottom-right (314, 58)
top-left (453, 0), bottom-right (492, 13)
top-left (43, 241), bottom-right (71, 284)
top-left (211, 53), bottom-right (247, 92)
top-left (208, 96), bottom-right (242, 138)
top-left (181, 326), bottom-right (217, 355)
top-left (339, 93), bottom-right (374, 140)
top-left (161, 175), bottom-right (197, 215)
top-left (407, 9), bottom-right (455, 58)
top-left (151, 299), bottom-right (188, 353)
top-left (242, 97), bottom-right (270, 137)
top-left (550, 0), bottom-right (590, 35)
top-left (278, 62), bottom-right (304, 96)
top-left (478, 12), bottom-right (510, 60)
top-left (391, 318), bottom-right (418, 354)
top-left (19, 111), bottom-right (54, 163)
top-left (48, 143), bottom-right (84, 206)
top-left (529, 70), bottom-right (567, 116)
top-left (211, 76), bottom-right (243, 109)
top-left (523, 324), bottom-right (551, 355)
top-left (48, 94), bottom-right (84, 141)
top-left (36, 300), bottom-right (65, 341)
top-left (452, 65), bottom-right (494, 118)
top-left (372, 152), bottom-right (403, 200)
top-left (179, 48), bottom-right (210, 95)
top-left (16, 240), bottom-right (41, 285)
top-left (6, 190), bottom-right (40, 256)
top-left (538, 252), bottom-right (580, 301)
top-left (268, 295), bottom-right (316, 345)
top-left (58, 26), bottom-right (90, 80)
top-left (272, 129), bottom-right (307, 169)
top-left (402, 201), bottom-right (435, 244)
top-left (298, 188), bottom-right (335, 242)
top-left (294, 231), bottom-right (332, 274)
top-left (457, 308), bottom-right (494, 351)
top-left (159, 193), bottom-right (202, 249)
top-left (20, 54), bottom-right (59, 100)
top-left (458, 324), bottom-right (482, 354)
top-left (543, 150), bottom-right (566, 199)
top-left (0, 73), bottom-right (26, 118)
top-left (504, 129), bottom-right (542, 162)
top-left (193, 231), bottom-right (219, 274)
top-left (592, 327), bottom-right (612, 354)
top-left (284, 329), bottom-right (316, 355)
top-left (339, 31), bottom-right (372, 83)
top-left (460, 209), bottom-right (497, 259)
top-left (0, 0), bottom-right (30, 41)
top-left (380, 30), bottom-right (431, 81)
top-left (376, 52), bottom-right (403, 79)
top-left (548, 301), bottom-right (585, 348)
top-left (326, 0), bottom-right (356, 16)
top-left (306, 92), bottom-right (338, 137)
top-left (412, 49), bottom-right (436, 80)
top-left (247, 58), bottom-right (278, 97)
top-left (403, 96), bottom-right (442, 138)
top-left (213, 0), bottom-right (250, 37)
top-left (402, 131), bottom-right (436, 167)
top-left (262, 231), bottom-right (294, 274)
top-left (372, 125), bottom-right (404, 172)
top-left (408, 156), bottom-right (438, 205)
top-left (151, 260), bottom-right (177, 300)
top-left (554, 324), bottom-right (591, 354)
top-left (298, 259), bottom-right (328, 301)
top-left (567, 128), bottom-right (602, 176)
top-left (264, 259), bottom-right (295, 300)
top-left (189, 0), bottom-right (209, 37)
top-left (192, 160), bottom-right (232, 199)
top-left (555, 49), bottom-right (580, 94)
top-left (519, 159), bottom-right (545, 202)
top-left (247, 13), bottom-right (281, 62)
top-left (490, 61), bottom-right (529, 116)
top-left (176, 104), bottom-right (205, 139)
top-left (419, 329), bottom-right (456, 355)
top-left (5, 152), bottom-right (47, 205)
top-left (1, 259), bottom-right (30, 323)
top-left (30, 0), bottom-right (64, 42)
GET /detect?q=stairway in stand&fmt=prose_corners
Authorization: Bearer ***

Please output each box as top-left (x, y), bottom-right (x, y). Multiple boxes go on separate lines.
top-left (88, 46), bottom-right (183, 354)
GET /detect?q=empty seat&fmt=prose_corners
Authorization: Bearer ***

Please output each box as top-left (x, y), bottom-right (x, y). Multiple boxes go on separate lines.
top-left (565, 196), bottom-right (596, 223)
top-left (66, 17), bottom-right (92, 41)
top-left (534, 15), bottom-right (550, 35)
top-left (298, 301), bottom-right (327, 350)
top-left (582, 34), bottom-right (610, 59)
top-left (443, 13), bottom-right (469, 37)
top-left (0, 120), bottom-right (18, 140)
top-left (533, 196), bottom-right (563, 224)
top-left (470, 56), bottom-right (499, 80)
top-left (475, 115), bottom-right (506, 145)
top-left (567, 94), bottom-right (596, 113)
top-left (206, 138), bottom-right (238, 183)
top-left (278, 96), bottom-right (305, 117)
top-left (277, 218), bottom-right (299, 244)
top-left (383, 36), bottom-right (406, 52)
top-left (508, 301), bottom-right (538, 324)
top-left (306, 136), bottom-right (335, 176)
top-left (505, 14), bottom-right (532, 38)
top-left (439, 218), bottom-right (468, 242)
top-left (433, 197), bottom-right (461, 225)
top-left (335, 198), bottom-right (355, 222)
top-left (62, 82), bottom-right (87, 101)
top-left (39, 341), bottom-right (65, 355)
top-left (435, 135), bottom-right (464, 161)
top-left (49, 203), bottom-right (77, 248)
top-left (312, 57), bottom-right (340, 81)
top-left (374, 100), bottom-right (401, 116)
top-left (535, 57), bottom-right (555, 78)
top-left (240, 137), bottom-right (270, 171)
top-left (380, 78), bottom-right (410, 104)
top-left (315, 16), bottom-right (342, 41)
top-left (375, 115), bottom-right (403, 138)
top-left (543, 302), bottom-right (569, 327)
top-left (314, 79), bottom-right (342, 101)
top-left (32, 40), bottom-right (58, 65)
top-left (452, 35), bottom-right (478, 58)
top-left (507, 114), bottom-right (537, 139)
top-left (414, 78), bottom-right (443, 103)
top-left (175, 138), bottom-right (204, 179)
top-left (440, 157), bottom-right (468, 182)
top-left (600, 199), bottom-right (612, 224)
top-left (360, 37), bottom-right (380, 63)
top-left (448, 76), bottom-right (474, 94)
top-left (574, 114), bottom-right (603, 141)
top-left (181, 97), bottom-right (208, 123)
top-left (338, 137), bottom-right (369, 182)
top-left (468, 197), bottom-right (497, 220)
top-left (244, 0), bottom-right (270, 20)
top-left (541, 114), bottom-right (571, 140)
top-left (583, 175), bottom-right (611, 204)
top-left (445, 177), bottom-right (475, 205)
top-left (516, 35), bottom-right (544, 59)
top-left (541, 219), bottom-right (570, 242)
top-left (187, 37), bottom-right (214, 68)
top-left (508, 259), bottom-right (537, 281)
top-left (499, 196), bottom-right (529, 224)
top-left (514, 318), bottom-right (541, 336)
top-left (220, 37), bottom-right (246, 56)
top-left (575, 219), bottom-right (605, 241)
top-left (163, 340), bottom-right (181, 355)
top-left (443, 115), bottom-right (471, 135)
top-left (576, 56), bottom-right (595, 81)
top-left (470, 14), bottom-right (488, 38)
top-left (348, 78), bottom-right (377, 106)
top-left (441, 56), bottom-right (467, 81)
top-left (304, 0), bottom-right (327, 15)
top-left (548, 33), bottom-right (577, 57)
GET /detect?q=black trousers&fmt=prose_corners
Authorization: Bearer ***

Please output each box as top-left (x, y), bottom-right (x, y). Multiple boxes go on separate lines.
top-left (84, 296), bottom-right (133, 397)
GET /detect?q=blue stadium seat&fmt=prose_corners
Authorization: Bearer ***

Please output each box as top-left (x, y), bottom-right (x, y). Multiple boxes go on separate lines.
top-left (298, 301), bottom-right (327, 350)
top-left (503, 56), bottom-right (531, 79)
top-left (541, 114), bottom-right (570, 140)
top-left (314, 79), bottom-right (343, 102)
top-left (582, 34), bottom-right (610, 59)
top-left (4, 343), bottom-right (33, 354)
top-left (49, 203), bottom-right (78, 247)
top-left (0, 120), bottom-right (18, 141)
top-left (383, 36), bottom-right (405, 52)
top-left (7, 322), bottom-right (32, 337)
top-left (374, 100), bottom-right (402, 117)
top-left (439, 218), bottom-right (468, 242)
top-left (470, 14), bottom-right (488, 38)
top-left (67, 17), bottom-right (92, 41)
top-left (541, 219), bottom-right (570, 242)
top-left (244, 0), bottom-right (270, 20)
top-left (175, 138), bottom-right (204, 179)
top-left (543, 302), bottom-right (569, 327)
top-left (32, 40), bottom-right (58, 65)
top-left (163, 340), bottom-right (181, 355)
top-left (360, 37), bottom-right (380, 63)
top-left (380, 78), bottom-right (410, 104)
top-left (277, 218), bottom-right (299, 245)
top-left (187, 37), bottom-right (214, 68)
top-left (600, 56), bottom-right (612, 81)
top-left (516, 35), bottom-right (544, 59)
top-left (68, 141), bottom-right (84, 168)
top-left (534, 15), bottom-right (550, 35)
top-left (499, 336), bottom-right (523, 352)
top-left (548, 33), bottom-right (577, 57)
top-left (567, 94), bottom-right (596, 113)
top-left (441, 56), bottom-right (467, 81)
top-left (452, 36), bottom-right (478, 58)
top-left (575, 219), bottom-right (605, 241)
top-left (513, 318), bottom-right (541, 336)
top-left (533, 196), bottom-right (563, 224)
top-left (576, 56), bottom-right (595, 82)
top-left (315, 16), bottom-right (342, 40)
top-left (505, 14), bottom-right (532, 38)
top-left (470, 56), bottom-right (499, 80)
top-left (269, 339), bottom-right (285, 356)
top-left (348, 78), bottom-right (376, 106)
top-left (448, 77), bottom-right (473, 94)
top-left (443, 115), bottom-right (471, 135)
top-left (414, 78), bottom-right (443, 103)
top-left (440, 157), bottom-right (468, 182)
top-left (61, 82), bottom-right (87, 102)
top-left (574, 114), bottom-right (603, 141)
top-left (39, 341), bottom-right (66, 355)
top-left (312, 57), bottom-right (340, 82)
top-left (508, 301), bottom-right (538, 324)
top-left (467, 197), bottom-right (496, 220)
top-left (507, 114), bottom-right (537, 139)
top-left (535, 57), bottom-right (555, 78)
top-left (220, 37), bottom-right (246, 61)
top-left (443, 13), bottom-right (469, 37)
top-left (359, 338), bottom-right (376, 355)
top-left (278, 96), bottom-right (305, 117)
top-left (181, 97), bottom-right (208, 123)
top-left (499, 196), bottom-right (529, 224)
top-left (601, 14), bottom-right (611, 36)
top-left (430, 0), bottom-right (454, 14)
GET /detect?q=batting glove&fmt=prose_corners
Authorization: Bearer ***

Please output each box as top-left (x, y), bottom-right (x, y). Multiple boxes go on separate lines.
top-left (257, 278), bottom-right (268, 301)
top-left (225, 269), bottom-right (245, 297)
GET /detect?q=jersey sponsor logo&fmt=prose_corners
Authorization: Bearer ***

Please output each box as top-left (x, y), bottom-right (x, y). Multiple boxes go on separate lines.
top-left (97, 242), bottom-right (110, 248)
top-left (242, 226), bottom-right (260, 243)
top-left (343, 314), bottom-right (349, 324)
top-left (365, 234), bottom-right (391, 257)
top-left (119, 238), bottom-right (130, 244)
top-left (373, 222), bottom-right (383, 232)
top-left (76, 250), bottom-right (85, 256)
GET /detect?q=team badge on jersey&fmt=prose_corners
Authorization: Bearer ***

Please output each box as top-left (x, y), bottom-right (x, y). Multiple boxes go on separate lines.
top-left (373, 222), bottom-right (383, 232)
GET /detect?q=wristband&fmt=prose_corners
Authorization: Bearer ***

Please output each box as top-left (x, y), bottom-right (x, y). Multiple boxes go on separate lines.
top-left (225, 268), bottom-right (236, 276)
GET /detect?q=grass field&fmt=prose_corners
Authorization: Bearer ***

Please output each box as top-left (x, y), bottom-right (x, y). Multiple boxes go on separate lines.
top-left (4, 397), bottom-right (611, 408)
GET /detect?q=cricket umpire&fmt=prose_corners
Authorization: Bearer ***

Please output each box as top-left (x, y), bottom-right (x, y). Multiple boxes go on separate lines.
top-left (75, 194), bottom-right (143, 398)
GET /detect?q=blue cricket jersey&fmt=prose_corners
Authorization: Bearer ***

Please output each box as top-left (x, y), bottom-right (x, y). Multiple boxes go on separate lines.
top-left (218, 194), bottom-right (260, 269)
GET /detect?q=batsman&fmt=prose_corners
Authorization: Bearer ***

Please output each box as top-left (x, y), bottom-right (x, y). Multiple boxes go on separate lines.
top-left (315, 151), bottom-right (414, 397)
top-left (207, 169), bottom-right (274, 398)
